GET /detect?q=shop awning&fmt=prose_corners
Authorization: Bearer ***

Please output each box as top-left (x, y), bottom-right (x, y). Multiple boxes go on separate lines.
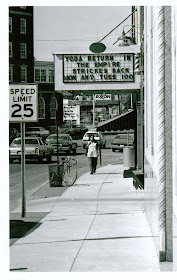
top-left (97, 109), bottom-right (137, 132)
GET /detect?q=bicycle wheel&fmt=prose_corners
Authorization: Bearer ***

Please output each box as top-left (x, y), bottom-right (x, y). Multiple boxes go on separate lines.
top-left (62, 165), bottom-right (77, 187)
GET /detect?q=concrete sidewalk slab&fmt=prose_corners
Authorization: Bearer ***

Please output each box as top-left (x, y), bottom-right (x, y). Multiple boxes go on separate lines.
top-left (71, 238), bottom-right (159, 272)
top-left (10, 241), bottom-right (82, 272)
top-left (10, 164), bottom-right (161, 272)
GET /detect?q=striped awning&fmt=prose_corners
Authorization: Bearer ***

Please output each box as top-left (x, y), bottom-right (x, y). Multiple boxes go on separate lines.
top-left (97, 109), bottom-right (136, 132)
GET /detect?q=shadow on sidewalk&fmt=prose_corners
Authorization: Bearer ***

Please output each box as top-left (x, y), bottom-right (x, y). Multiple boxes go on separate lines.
top-left (10, 212), bottom-right (48, 245)
top-left (10, 220), bottom-right (41, 240)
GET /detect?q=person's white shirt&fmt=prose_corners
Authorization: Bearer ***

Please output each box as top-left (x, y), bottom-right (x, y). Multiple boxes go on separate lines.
top-left (87, 141), bottom-right (98, 157)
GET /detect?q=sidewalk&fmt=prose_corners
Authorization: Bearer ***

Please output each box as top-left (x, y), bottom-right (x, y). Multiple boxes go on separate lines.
top-left (10, 164), bottom-right (161, 272)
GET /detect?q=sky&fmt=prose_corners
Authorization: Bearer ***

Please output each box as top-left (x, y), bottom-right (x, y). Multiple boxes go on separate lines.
top-left (34, 6), bottom-right (132, 61)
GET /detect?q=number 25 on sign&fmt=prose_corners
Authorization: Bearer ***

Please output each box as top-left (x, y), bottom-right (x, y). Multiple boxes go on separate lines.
top-left (9, 84), bottom-right (38, 122)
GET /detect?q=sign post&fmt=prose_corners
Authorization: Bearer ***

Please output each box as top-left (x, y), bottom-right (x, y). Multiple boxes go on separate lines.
top-left (21, 122), bottom-right (26, 217)
top-left (9, 84), bottom-right (38, 217)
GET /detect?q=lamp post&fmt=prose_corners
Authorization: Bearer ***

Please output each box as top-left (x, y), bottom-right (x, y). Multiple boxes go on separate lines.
top-left (93, 94), bottom-right (95, 127)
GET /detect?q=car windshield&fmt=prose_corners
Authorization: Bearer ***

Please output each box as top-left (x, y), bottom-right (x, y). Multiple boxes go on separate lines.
top-left (61, 124), bottom-right (70, 128)
top-left (86, 133), bottom-right (99, 138)
top-left (47, 135), bottom-right (68, 141)
top-left (12, 139), bottom-right (39, 145)
top-left (27, 127), bottom-right (40, 131)
top-left (115, 134), bottom-right (134, 139)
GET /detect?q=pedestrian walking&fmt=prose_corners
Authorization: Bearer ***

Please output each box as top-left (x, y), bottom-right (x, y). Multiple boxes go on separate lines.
top-left (86, 135), bottom-right (99, 174)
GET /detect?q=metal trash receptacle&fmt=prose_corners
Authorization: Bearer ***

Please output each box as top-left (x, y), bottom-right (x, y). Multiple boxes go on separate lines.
top-left (123, 147), bottom-right (135, 168)
top-left (48, 163), bottom-right (64, 187)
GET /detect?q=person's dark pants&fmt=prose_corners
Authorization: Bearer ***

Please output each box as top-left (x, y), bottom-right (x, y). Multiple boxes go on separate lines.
top-left (88, 157), bottom-right (97, 173)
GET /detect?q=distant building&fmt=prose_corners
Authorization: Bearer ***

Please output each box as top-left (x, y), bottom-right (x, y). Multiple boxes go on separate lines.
top-left (34, 61), bottom-right (63, 128)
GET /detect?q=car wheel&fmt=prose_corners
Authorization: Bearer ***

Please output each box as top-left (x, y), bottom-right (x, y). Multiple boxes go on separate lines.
top-left (73, 148), bottom-right (76, 155)
top-left (112, 148), bottom-right (116, 152)
top-left (103, 142), bottom-right (106, 149)
top-left (47, 155), bottom-right (52, 163)
top-left (38, 156), bottom-right (43, 163)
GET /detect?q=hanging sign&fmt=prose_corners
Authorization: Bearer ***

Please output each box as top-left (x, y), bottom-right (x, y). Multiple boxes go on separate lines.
top-left (63, 105), bottom-right (79, 121)
top-left (9, 84), bottom-right (38, 122)
top-left (95, 93), bottom-right (111, 100)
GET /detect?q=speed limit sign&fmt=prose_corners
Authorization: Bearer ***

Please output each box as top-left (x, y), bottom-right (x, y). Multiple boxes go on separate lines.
top-left (9, 84), bottom-right (38, 122)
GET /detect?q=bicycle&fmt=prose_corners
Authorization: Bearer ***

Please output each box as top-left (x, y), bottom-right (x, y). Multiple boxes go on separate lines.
top-left (61, 156), bottom-right (77, 187)
top-left (49, 156), bottom-right (77, 187)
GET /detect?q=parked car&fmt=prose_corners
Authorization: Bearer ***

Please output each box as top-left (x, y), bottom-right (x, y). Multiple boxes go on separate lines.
top-left (111, 130), bottom-right (134, 152)
top-left (72, 124), bottom-right (87, 134)
top-left (45, 133), bottom-right (77, 154)
top-left (82, 130), bottom-right (106, 149)
top-left (9, 128), bottom-right (20, 144)
top-left (9, 137), bottom-right (53, 163)
top-left (72, 124), bottom-right (81, 134)
top-left (45, 125), bottom-right (58, 134)
top-left (25, 126), bottom-right (50, 139)
top-left (59, 123), bottom-right (74, 136)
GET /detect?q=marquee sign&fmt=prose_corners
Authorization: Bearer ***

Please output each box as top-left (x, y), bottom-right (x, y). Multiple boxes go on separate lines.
top-left (63, 53), bottom-right (134, 83)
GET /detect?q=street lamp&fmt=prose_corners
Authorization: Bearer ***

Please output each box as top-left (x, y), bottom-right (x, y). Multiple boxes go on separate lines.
top-left (89, 8), bottom-right (137, 53)
top-left (113, 25), bottom-right (139, 46)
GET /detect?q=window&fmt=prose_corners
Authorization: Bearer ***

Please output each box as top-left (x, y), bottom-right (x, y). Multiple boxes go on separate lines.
top-left (49, 69), bottom-right (54, 82)
top-left (34, 69), bottom-right (47, 82)
top-left (38, 97), bottom-right (45, 119)
top-left (9, 42), bottom-right (12, 57)
top-left (9, 17), bottom-right (12, 33)
top-left (20, 66), bottom-right (27, 82)
top-left (20, 18), bottom-right (26, 34)
top-left (9, 66), bottom-right (13, 82)
top-left (41, 70), bottom-right (46, 82)
top-left (20, 43), bottom-right (27, 58)
top-left (35, 69), bottom-right (40, 82)
top-left (50, 97), bottom-right (58, 119)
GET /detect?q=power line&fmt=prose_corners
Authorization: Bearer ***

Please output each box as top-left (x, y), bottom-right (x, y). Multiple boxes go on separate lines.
top-left (35, 34), bottom-right (120, 42)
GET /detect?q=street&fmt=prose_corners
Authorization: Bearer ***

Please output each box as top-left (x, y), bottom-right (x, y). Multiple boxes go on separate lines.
top-left (9, 134), bottom-right (123, 213)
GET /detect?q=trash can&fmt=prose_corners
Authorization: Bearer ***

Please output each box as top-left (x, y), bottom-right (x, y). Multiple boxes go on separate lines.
top-left (48, 163), bottom-right (64, 187)
top-left (123, 147), bottom-right (135, 168)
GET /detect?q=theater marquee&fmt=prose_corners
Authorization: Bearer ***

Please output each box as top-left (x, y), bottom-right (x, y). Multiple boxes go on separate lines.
top-left (63, 53), bottom-right (134, 83)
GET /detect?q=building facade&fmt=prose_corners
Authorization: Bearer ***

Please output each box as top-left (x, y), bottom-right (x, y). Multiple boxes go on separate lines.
top-left (9, 6), bottom-right (34, 84)
top-left (143, 6), bottom-right (177, 262)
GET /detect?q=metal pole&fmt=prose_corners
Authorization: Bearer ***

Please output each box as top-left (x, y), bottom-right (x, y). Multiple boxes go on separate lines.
top-left (93, 94), bottom-right (95, 127)
top-left (56, 110), bottom-right (59, 170)
top-left (57, 122), bottom-right (59, 166)
top-left (99, 146), bottom-right (102, 165)
top-left (21, 122), bottom-right (26, 218)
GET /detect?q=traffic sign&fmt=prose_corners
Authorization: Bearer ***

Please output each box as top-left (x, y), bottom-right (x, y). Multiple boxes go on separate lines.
top-left (9, 84), bottom-right (38, 122)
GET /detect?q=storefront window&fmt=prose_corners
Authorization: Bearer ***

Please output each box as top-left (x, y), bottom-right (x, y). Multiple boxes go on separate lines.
top-left (50, 97), bottom-right (58, 119)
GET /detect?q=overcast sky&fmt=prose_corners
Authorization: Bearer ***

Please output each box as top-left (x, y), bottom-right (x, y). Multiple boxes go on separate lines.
top-left (34, 6), bottom-right (132, 61)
